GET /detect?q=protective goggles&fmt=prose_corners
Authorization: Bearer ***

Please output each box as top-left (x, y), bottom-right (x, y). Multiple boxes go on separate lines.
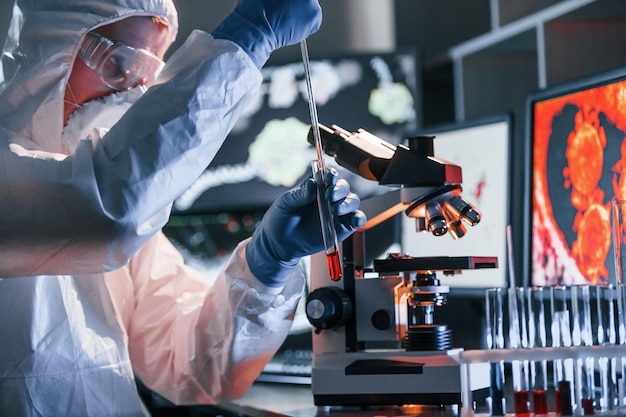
top-left (78, 31), bottom-right (165, 91)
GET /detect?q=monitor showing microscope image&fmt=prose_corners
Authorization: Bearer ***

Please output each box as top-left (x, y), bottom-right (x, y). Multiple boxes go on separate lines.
top-left (401, 116), bottom-right (512, 290)
top-left (525, 65), bottom-right (626, 287)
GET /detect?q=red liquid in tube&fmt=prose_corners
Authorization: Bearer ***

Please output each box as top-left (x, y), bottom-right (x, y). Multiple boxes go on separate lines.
top-left (582, 398), bottom-right (594, 415)
top-left (326, 250), bottom-right (342, 281)
top-left (514, 390), bottom-right (530, 416)
top-left (533, 389), bottom-right (548, 415)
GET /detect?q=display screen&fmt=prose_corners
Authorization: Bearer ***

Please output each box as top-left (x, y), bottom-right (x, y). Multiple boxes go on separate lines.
top-left (401, 116), bottom-right (511, 289)
top-left (526, 66), bottom-right (626, 286)
top-left (172, 50), bottom-right (418, 215)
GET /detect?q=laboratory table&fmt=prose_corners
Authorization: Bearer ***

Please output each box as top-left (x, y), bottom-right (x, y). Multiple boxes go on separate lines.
top-left (188, 382), bottom-right (475, 417)
top-left (164, 381), bottom-right (585, 417)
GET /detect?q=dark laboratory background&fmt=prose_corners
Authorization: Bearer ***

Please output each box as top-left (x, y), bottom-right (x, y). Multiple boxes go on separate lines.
top-left (3, 0), bottom-right (626, 414)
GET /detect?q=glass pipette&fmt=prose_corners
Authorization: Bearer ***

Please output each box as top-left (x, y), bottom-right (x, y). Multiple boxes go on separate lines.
top-left (300, 39), bottom-right (342, 281)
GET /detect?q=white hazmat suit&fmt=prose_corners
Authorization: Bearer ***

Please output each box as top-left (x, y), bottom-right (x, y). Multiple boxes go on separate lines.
top-left (0, 0), bottom-right (305, 415)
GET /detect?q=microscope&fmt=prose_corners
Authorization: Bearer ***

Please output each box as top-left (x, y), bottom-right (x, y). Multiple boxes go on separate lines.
top-left (305, 124), bottom-right (497, 410)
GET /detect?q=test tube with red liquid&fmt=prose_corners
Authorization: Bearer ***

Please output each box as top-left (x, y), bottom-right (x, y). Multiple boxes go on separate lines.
top-left (506, 228), bottom-right (530, 416)
top-left (311, 161), bottom-right (342, 281)
top-left (301, 39), bottom-right (342, 281)
top-left (510, 288), bottom-right (530, 417)
top-left (572, 285), bottom-right (595, 415)
top-left (551, 286), bottom-right (575, 415)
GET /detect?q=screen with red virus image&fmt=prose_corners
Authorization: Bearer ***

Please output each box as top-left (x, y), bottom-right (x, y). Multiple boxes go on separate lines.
top-left (527, 66), bottom-right (626, 286)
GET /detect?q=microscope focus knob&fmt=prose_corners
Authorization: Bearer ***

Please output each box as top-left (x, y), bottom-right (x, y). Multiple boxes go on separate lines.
top-left (306, 286), bottom-right (352, 333)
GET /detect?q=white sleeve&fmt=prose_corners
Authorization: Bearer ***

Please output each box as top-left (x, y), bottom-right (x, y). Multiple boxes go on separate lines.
top-left (105, 232), bottom-right (306, 405)
top-left (0, 32), bottom-right (261, 277)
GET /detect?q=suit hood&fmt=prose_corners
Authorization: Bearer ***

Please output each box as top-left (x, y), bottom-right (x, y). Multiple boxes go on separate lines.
top-left (0, 0), bottom-right (178, 152)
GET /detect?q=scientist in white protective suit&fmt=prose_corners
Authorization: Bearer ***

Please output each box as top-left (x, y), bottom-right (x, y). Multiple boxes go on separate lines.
top-left (0, 0), bottom-right (367, 415)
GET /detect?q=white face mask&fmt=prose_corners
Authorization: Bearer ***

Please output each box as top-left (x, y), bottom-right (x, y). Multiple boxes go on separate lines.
top-left (61, 85), bottom-right (146, 153)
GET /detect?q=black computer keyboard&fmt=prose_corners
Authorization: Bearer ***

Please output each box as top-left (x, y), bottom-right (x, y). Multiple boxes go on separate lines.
top-left (257, 349), bottom-right (313, 385)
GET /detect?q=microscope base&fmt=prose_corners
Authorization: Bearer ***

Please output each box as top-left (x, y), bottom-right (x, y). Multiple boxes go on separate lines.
top-left (311, 349), bottom-right (490, 408)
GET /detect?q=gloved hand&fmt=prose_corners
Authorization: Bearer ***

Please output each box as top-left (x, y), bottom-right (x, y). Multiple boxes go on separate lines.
top-left (246, 169), bottom-right (367, 287)
top-left (211, 0), bottom-right (323, 69)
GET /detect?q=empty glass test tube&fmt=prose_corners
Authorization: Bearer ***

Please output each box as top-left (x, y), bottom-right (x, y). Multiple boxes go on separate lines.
top-left (527, 286), bottom-right (549, 416)
top-left (485, 288), bottom-right (506, 415)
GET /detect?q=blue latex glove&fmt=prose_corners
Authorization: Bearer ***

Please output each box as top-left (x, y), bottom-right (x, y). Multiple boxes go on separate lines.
top-left (246, 169), bottom-right (367, 287)
top-left (211, 0), bottom-right (322, 69)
